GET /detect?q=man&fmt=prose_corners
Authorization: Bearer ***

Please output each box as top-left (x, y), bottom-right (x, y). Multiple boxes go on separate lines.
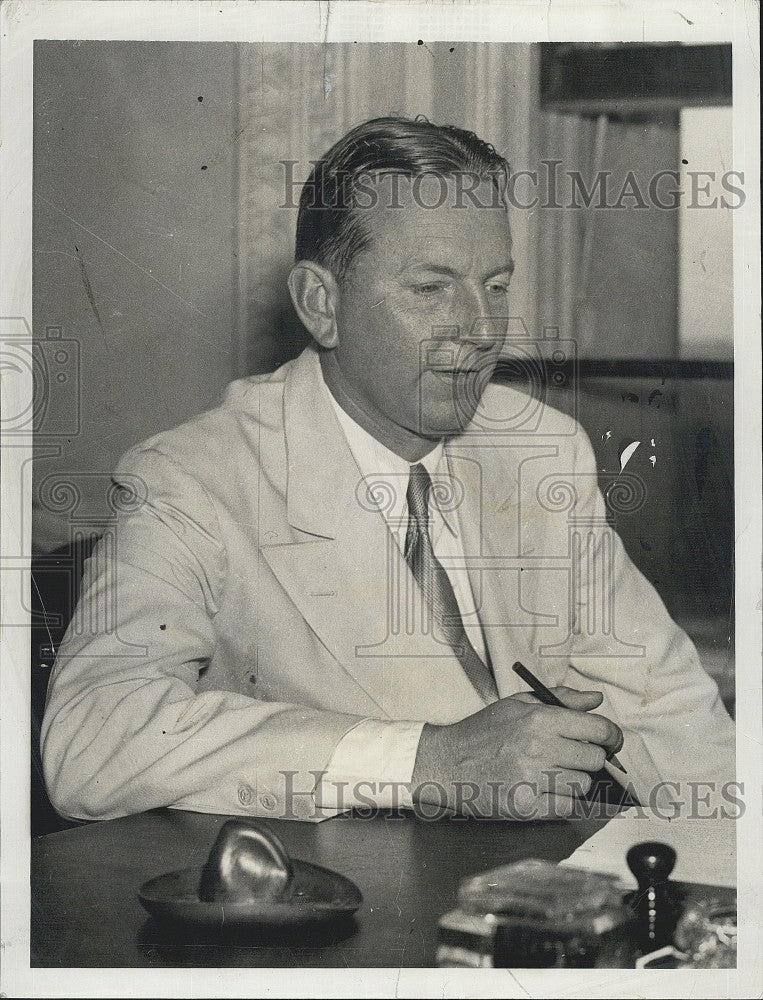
top-left (41, 116), bottom-right (735, 823)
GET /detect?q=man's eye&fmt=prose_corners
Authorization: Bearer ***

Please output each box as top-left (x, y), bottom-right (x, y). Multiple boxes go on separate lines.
top-left (413, 283), bottom-right (448, 296)
top-left (486, 283), bottom-right (510, 296)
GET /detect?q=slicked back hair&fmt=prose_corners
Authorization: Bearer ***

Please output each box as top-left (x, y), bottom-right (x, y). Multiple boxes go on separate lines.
top-left (294, 116), bottom-right (511, 282)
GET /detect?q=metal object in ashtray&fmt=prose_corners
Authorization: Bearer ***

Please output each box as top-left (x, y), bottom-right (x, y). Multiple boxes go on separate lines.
top-left (198, 818), bottom-right (294, 904)
top-left (438, 859), bottom-right (637, 968)
top-left (138, 818), bottom-right (362, 927)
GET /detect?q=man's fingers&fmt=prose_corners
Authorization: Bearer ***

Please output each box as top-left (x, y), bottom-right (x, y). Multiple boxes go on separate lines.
top-left (510, 691), bottom-right (544, 705)
top-left (508, 687), bottom-right (603, 711)
top-left (609, 725), bottom-right (625, 756)
top-left (551, 686), bottom-right (604, 711)
top-left (551, 736), bottom-right (607, 773)
top-left (538, 767), bottom-right (592, 798)
top-left (550, 706), bottom-right (623, 753)
top-left (509, 769), bottom-right (591, 819)
top-left (503, 688), bottom-right (621, 752)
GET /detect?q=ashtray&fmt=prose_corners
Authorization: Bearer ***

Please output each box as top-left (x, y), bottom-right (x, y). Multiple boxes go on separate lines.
top-left (138, 818), bottom-right (362, 928)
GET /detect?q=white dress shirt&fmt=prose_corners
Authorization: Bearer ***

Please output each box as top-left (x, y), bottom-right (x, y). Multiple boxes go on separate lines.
top-left (315, 374), bottom-right (492, 812)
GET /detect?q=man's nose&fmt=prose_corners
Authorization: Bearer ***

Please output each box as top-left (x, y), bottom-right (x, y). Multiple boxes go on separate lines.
top-left (429, 286), bottom-right (506, 346)
top-left (458, 288), bottom-right (508, 350)
top-left (458, 286), bottom-right (506, 345)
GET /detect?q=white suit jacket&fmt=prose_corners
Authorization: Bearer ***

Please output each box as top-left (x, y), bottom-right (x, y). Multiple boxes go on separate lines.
top-left (42, 345), bottom-right (735, 821)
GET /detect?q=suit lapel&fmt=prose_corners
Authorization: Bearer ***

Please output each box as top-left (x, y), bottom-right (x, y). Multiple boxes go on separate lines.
top-left (259, 347), bottom-right (486, 722)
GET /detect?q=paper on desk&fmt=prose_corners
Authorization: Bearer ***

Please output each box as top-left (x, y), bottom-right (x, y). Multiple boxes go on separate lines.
top-left (560, 808), bottom-right (737, 888)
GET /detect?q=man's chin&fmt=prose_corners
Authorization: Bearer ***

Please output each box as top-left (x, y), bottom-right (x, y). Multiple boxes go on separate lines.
top-left (417, 405), bottom-right (480, 439)
top-left (418, 371), bottom-right (491, 436)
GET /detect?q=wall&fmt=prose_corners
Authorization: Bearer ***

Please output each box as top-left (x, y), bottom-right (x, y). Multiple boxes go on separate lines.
top-left (33, 41), bottom-right (241, 545)
top-left (678, 105), bottom-right (734, 360)
top-left (536, 110), bottom-right (680, 360)
top-left (531, 101), bottom-right (734, 700)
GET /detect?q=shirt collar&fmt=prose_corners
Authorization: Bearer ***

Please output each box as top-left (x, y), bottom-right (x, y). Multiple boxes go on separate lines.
top-left (320, 368), bottom-right (458, 537)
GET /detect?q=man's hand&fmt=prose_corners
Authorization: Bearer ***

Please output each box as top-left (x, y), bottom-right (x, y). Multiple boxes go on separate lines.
top-left (410, 688), bottom-right (623, 820)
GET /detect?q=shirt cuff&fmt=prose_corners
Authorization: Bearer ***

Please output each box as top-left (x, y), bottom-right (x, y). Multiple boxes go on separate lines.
top-left (313, 718), bottom-right (425, 814)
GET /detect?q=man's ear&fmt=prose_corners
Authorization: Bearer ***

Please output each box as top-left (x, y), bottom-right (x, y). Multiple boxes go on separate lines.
top-left (287, 261), bottom-right (340, 349)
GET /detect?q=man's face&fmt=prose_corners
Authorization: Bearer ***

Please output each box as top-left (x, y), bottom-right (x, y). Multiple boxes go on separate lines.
top-left (329, 174), bottom-right (513, 457)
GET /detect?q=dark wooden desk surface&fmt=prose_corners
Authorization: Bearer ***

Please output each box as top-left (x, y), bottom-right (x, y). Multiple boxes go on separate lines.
top-left (32, 809), bottom-right (614, 968)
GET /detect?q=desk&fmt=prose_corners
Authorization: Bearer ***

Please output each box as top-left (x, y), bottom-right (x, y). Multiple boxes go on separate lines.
top-left (32, 809), bottom-right (613, 967)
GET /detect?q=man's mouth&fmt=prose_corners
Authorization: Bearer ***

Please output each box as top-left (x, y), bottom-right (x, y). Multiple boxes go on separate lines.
top-left (427, 367), bottom-right (490, 383)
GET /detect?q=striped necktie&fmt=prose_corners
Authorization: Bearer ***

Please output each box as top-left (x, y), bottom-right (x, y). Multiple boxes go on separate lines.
top-left (404, 463), bottom-right (499, 703)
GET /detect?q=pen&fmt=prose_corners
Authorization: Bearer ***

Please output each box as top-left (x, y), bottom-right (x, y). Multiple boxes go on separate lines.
top-left (511, 661), bottom-right (628, 774)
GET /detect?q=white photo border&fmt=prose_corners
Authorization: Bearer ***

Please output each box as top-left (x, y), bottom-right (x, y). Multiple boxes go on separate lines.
top-left (1, 2), bottom-right (760, 997)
